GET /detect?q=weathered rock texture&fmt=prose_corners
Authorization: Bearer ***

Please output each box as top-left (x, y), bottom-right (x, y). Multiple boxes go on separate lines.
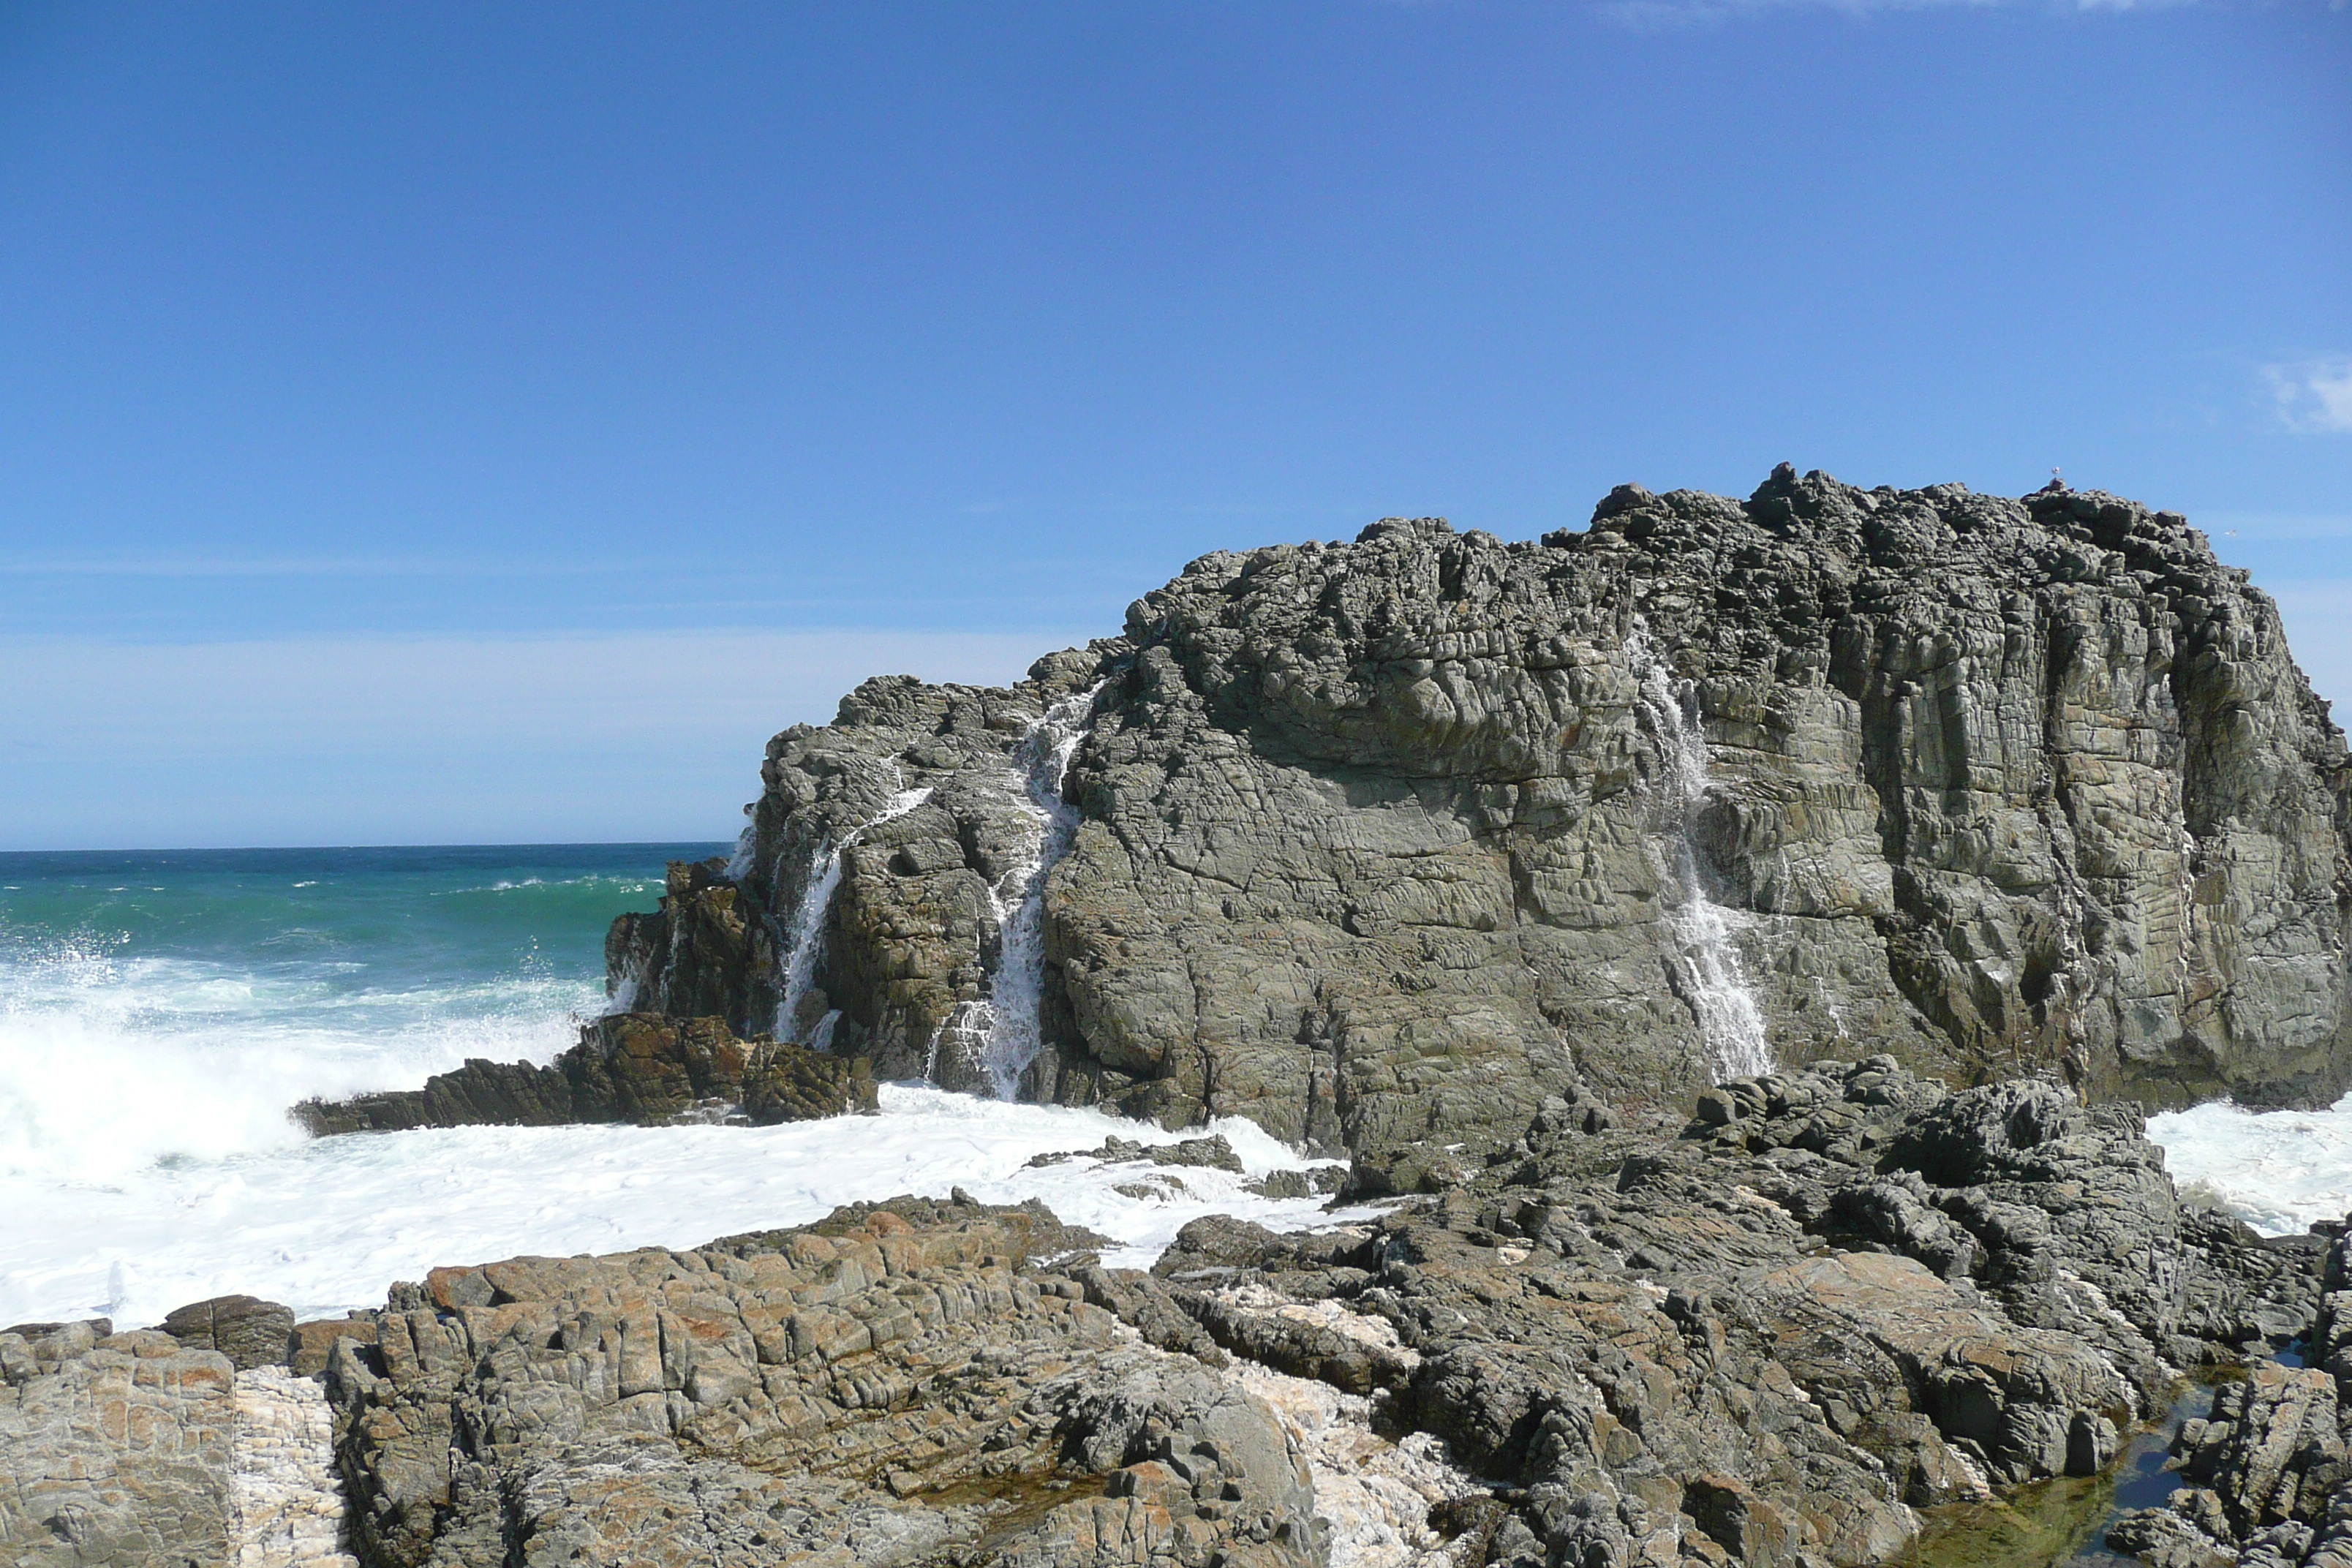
top-left (321, 1198), bottom-right (1322, 1568)
top-left (1116, 1062), bottom-right (2335, 1568)
top-left (0, 1316), bottom-right (237, 1566)
top-left (239, 1068), bottom-right (2340, 1568)
top-left (21, 1068), bottom-right (2335, 1567)
top-left (2102, 1222), bottom-right (2352, 1567)
top-left (227, 1365), bottom-right (357, 1567)
top-left (295, 1011), bottom-right (876, 1136)
top-left (617, 471), bottom-right (2352, 1178)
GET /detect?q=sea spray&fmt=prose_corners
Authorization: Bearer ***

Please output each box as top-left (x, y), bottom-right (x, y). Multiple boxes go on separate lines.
top-left (922, 685), bottom-right (1104, 1098)
top-left (1, 1082), bottom-right (1354, 1330)
top-left (774, 783), bottom-right (933, 1043)
top-left (1627, 627), bottom-right (1774, 1082)
top-left (2147, 1091), bottom-right (2352, 1237)
top-left (0, 847), bottom-right (679, 1184)
top-left (721, 817), bottom-right (758, 881)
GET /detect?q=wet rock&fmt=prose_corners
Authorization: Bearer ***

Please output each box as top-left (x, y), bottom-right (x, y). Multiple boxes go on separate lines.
top-left (294, 1013), bottom-right (874, 1134)
top-left (1244, 1166), bottom-right (1347, 1200)
top-left (741, 1042), bottom-right (880, 1123)
top-left (1028, 1134), bottom-right (1248, 1173)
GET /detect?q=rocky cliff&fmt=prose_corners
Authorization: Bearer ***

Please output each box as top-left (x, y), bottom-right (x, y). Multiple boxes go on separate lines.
top-left (617, 470), bottom-right (2352, 1183)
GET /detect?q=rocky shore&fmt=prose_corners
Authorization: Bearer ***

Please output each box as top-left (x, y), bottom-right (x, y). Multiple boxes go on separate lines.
top-left (14, 1064), bottom-right (2352, 1566)
top-left (19, 473), bottom-right (2352, 1567)
top-left (295, 1010), bottom-right (878, 1136)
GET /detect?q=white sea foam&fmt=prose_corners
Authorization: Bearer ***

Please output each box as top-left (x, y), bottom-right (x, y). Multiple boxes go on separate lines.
top-left (2146, 1092), bottom-right (2352, 1237)
top-left (0, 1083), bottom-right (1359, 1332)
top-left (0, 949), bottom-right (594, 1184)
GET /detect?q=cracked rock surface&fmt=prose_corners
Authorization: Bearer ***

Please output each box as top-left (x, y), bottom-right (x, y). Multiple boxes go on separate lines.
top-left (0, 1317), bottom-right (238, 1566)
top-left (12, 1061), bottom-right (2342, 1567)
top-left (611, 471), bottom-right (2352, 1180)
top-left (298, 1065), bottom-right (2332, 1567)
top-left (322, 1197), bottom-right (1321, 1568)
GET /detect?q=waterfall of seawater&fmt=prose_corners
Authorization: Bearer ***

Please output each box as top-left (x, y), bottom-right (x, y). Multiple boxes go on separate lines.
top-left (927, 685), bottom-right (1103, 1100)
top-left (774, 783), bottom-right (933, 1045)
top-left (1628, 630), bottom-right (1774, 1082)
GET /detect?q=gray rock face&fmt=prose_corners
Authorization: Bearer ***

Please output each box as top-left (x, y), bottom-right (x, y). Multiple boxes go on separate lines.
top-left (616, 472), bottom-right (2352, 1174)
top-left (0, 1318), bottom-right (237, 1567)
top-left (322, 1198), bottom-right (1319, 1568)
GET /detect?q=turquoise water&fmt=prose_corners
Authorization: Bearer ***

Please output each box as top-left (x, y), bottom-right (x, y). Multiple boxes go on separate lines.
top-left (1, 843), bottom-right (2339, 1335)
top-left (0, 844), bottom-right (1353, 1330)
top-left (0, 844), bottom-right (723, 1182)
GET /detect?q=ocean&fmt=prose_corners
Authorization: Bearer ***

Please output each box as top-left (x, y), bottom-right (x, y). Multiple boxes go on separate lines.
top-left (0, 844), bottom-right (2342, 1333)
top-left (0, 845), bottom-right (1353, 1330)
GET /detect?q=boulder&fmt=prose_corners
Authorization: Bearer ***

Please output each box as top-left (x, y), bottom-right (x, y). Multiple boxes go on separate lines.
top-left (160, 1293), bottom-right (294, 1371)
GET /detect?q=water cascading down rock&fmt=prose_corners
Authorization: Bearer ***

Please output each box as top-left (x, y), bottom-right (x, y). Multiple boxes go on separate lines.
top-left (1630, 624), bottom-right (1775, 1082)
top-left (777, 781), bottom-right (932, 1047)
top-left (926, 683), bottom-right (1104, 1098)
top-left (612, 467), bottom-right (2352, 1188)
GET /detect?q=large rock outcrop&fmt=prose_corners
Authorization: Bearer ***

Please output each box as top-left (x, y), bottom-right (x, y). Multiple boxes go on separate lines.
top-left (616, 471), bottom-right (2352, 1178)
top-left (322, 1198), bottom-right (1322, 1568)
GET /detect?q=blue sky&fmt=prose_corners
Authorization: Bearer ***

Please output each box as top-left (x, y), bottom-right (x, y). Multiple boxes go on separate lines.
top-left (1, 1), bottom-right (2346, 847)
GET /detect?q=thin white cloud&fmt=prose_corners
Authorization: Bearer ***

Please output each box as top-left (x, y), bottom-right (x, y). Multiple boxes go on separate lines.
top-left (2267, 359), bottom-right (2352, 435)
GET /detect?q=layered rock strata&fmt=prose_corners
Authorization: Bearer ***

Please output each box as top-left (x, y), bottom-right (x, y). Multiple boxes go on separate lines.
top-left (10, 1067), bottom-right (2342, 1567)
top-left (295, 1011), bottom-right (876, 1136)
top-left (320, 1197), bottom-right (1323, 1568)
top-left (611, 471), bottom-right (2352, 1180)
